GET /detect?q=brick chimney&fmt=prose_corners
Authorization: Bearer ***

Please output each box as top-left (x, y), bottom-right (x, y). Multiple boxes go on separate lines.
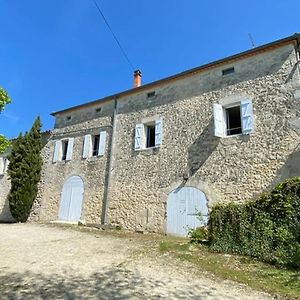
top-left (134, 70), bottom-right (142, 88)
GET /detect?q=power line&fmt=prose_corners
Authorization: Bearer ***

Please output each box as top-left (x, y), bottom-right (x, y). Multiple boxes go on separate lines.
top-left (92, 0), bottom-right (135, 71)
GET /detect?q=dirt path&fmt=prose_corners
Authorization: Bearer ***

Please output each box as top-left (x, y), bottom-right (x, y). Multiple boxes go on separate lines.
top-left (0, 223), bottom-right (273, 299)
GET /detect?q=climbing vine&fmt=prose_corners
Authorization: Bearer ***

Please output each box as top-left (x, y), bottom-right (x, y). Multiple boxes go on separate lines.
top-left (207, 177), bottom-right (300, 269)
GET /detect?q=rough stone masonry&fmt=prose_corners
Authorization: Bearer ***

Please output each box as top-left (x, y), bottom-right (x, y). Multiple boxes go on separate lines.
top-left (1, 34), bottom-right (300, 234)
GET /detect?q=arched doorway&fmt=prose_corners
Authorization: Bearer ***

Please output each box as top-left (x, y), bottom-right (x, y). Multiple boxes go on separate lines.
top-left (167, 187), bottom-right (208, 236)
top-left (58, 176), bottom-right (84, 221)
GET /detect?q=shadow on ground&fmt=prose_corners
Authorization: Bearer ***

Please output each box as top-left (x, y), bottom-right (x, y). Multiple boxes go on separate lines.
top-left (0, 267), bottom-right (218, 300)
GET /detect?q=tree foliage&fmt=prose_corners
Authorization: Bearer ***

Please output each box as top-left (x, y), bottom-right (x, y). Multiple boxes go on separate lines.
top-left (0, 87), bottom-right (12, 153)
top-left (0, 87), bottom-right (11, 112)
top-left (207, 177), bottom-right (300, 269)
top-left (7, 117), bottom-right (43, 222)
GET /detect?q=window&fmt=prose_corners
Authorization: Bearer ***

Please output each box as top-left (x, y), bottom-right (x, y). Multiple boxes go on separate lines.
top-left (214, 99), bottom-right (253, 137)
top-left (225, 106), bottom-right (242, 136)
top-left (82, 131), bottom-right (107, 158)
top-left (222, 67), bottom-right (235, 76)
top-left (61, 140), bottom-right (69, 161)
top-left (146, 123), bottom-right (156, 148)
top-left (92, 134), bottom-right (100, 156)
top-left (53, 138), bottom-right (74, 163)
top-left (95, 107), bottom-right (102, 114)
top-left (66, 115), bottom-right (72, 121)
top-left (147, 91), bottom-right (156, 98)
top-left (135, 119), bottom-right (163, 150)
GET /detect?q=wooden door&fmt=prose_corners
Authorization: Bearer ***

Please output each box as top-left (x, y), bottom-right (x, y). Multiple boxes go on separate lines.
top-left (58, 176), bottom-right (84, 221)
top-left (167, 187), bottom-right (208, 236)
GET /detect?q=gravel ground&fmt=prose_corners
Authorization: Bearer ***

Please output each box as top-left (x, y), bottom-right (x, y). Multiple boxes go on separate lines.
top-left (0, 223), bottom-right (273, 300)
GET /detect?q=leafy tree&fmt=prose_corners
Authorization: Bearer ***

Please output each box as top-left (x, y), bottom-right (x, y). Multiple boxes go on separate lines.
top-left (7, 117), bottom-right (43, 222)
top-left (0, 87), bottom-right (12, 153)
top-left (0, 87), bottom-right (11, 112)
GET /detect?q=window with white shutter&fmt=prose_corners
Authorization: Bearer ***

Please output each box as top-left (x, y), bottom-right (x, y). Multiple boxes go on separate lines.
top-left (214, 103), bottom-right (225, 137)
top-left (214, 100), bottom-right (254, 137)
top-left (98, 131), bottom-right (107, 156)
top-left (241, 99), bottom-right (254, 134)
top-left (135, 123), bottom-right (145, 150)
top-left (155, 119), bottom-right (163, 147)
top-left (0, 157), bottom-right (5, 175)
top-left (53, 140), bottom-right (62, 162)
top-left (83, 134), bottom-right (92, 158)
top-left (66, 138), bottom-right (74, 161)
top-left (135, 118), bottom-right (163, 150)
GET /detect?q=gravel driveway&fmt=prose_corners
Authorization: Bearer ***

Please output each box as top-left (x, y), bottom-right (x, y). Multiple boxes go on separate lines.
top-left (0, 223), bottom-right (272, 300)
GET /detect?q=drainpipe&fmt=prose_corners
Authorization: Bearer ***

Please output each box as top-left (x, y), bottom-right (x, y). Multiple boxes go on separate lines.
top-left (101, 97), bottom-right (117, 224)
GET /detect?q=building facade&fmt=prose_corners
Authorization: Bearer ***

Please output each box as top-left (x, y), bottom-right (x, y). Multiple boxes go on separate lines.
top-left (2, 34), bottom-right (300, 235)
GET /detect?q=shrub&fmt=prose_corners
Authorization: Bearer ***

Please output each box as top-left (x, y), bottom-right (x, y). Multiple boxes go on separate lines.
top-left (207, 177), bottom-right (300, 269)
top-left (189, 226), bottom-right (209, 244)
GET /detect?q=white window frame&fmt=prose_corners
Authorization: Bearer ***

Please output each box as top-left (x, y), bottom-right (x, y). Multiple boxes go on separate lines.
top-left (134, 118), bottom-right (163, 151)
top-left (53, 138), bottom-right (74, 163)
top-left (214, 99), bottom-right (254, 138)
top-left (82, 131), bottom-right (107, 159)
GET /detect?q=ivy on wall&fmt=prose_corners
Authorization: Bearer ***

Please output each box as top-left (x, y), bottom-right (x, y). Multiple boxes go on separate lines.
top-left (208, 177), bottom-right (300, 269)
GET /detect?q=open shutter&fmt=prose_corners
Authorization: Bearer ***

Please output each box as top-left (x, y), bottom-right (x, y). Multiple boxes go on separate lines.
top-left (241, 99), bottom-right (254, 134)
top-left (214, 103), bottom-right (225, 137)
top-left (155, 119), bottom-right (163, 147)
top-left (98, 131), bottom-right (107, 156)
top-left (4, 159), bottom-right (9, 173)
top-left (135, 123), bottom-right (144, 150)
top-left (83, 134), bottom-right (91, 158)
top-left (0, 157), bottom-right (4, 175)
top-left (66, 138), bottom-right (74, 161)
top-left (53, 140), bottom-right (61, 162)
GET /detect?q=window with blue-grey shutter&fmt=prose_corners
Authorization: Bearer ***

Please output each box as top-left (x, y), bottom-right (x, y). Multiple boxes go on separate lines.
top-left (214, 103), bottom-right (225, 137)
top-left (135, 123), bottom-right (144, 150)
top-left (53, 140), bottom-right (61, 162)
top-left (98, 131), bottom-right (107, 156)
top-left (83, 135), bottom-right (91, 158)
top-left (155, 119), bottom-right (163, 147)
top-left (66, 138), bottom-right (74, 161)
top-left (241, 99), bottom-right (254, 134)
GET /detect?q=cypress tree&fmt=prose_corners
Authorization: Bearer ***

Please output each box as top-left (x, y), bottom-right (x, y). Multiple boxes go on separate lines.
top-left (7, 117), bottom-right (43, 222)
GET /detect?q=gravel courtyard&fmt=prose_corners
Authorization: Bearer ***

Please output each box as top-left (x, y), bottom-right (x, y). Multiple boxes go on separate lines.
top-left (0, 223), bottom-right (273, 299)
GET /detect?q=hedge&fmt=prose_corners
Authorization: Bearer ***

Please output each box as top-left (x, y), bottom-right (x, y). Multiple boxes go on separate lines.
top-left (208, 177), bottom-right (300, 269)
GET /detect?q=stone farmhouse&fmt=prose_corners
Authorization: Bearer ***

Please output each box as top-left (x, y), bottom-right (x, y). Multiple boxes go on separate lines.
top-left (1, 34), bottom-right (300, 235)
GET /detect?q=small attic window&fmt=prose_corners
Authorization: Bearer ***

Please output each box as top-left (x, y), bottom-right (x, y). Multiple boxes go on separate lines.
top-left (147, 91), bottom-right (156, 98)
top-left (222, 67), bottom-right (235, 76)
top-left (95, 107), bottom-right (102, 114)
top-left (66, 116), bottom-right (72, 121)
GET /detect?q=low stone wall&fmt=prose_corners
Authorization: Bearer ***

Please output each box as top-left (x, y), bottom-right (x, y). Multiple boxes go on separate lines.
top-left (0, 174), bottom-right (14, 222)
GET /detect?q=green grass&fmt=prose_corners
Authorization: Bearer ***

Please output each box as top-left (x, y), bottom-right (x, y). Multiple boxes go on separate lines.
top-left (159, 240), bottom-right (300, 299)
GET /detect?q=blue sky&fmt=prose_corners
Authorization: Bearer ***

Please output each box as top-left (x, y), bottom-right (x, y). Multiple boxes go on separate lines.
top-left (0, 0), bottom-right (299, 138)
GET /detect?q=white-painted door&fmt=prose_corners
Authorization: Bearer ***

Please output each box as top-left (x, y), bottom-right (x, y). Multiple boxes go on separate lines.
top-left (167, 187), bottom-right (208, 236)
top-left (58, 176), bottom-right (84, 221)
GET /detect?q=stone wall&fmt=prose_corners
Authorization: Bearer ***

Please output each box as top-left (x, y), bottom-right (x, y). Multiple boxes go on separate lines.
top-left (32, 41), bottom-right (300, 234)
top-left (107, 43), bottom-right (300, 233)
top-left (0, 171), bottom-right (14, 222)
top-left (30, 101), bottom-right (114, 223)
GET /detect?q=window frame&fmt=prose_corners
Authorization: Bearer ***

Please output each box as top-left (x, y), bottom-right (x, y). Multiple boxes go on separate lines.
top-left (214, 99), bottom-right (254, 138)
top-left (53, 138), bottom-right (74, 163)
top-left (134, 118), bottom-right (163, 151)
top-left (223, 102), bottom-right (243, 137)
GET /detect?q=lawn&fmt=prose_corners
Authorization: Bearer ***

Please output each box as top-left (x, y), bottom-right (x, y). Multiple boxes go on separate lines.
top-left (159, 239), bottom-right (300, 299)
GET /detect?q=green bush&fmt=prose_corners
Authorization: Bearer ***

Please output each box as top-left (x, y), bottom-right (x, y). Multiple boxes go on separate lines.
top-left (189, 226), bottom-right (209, 244)
top-left (207, 177), bottom-right (300, 269)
